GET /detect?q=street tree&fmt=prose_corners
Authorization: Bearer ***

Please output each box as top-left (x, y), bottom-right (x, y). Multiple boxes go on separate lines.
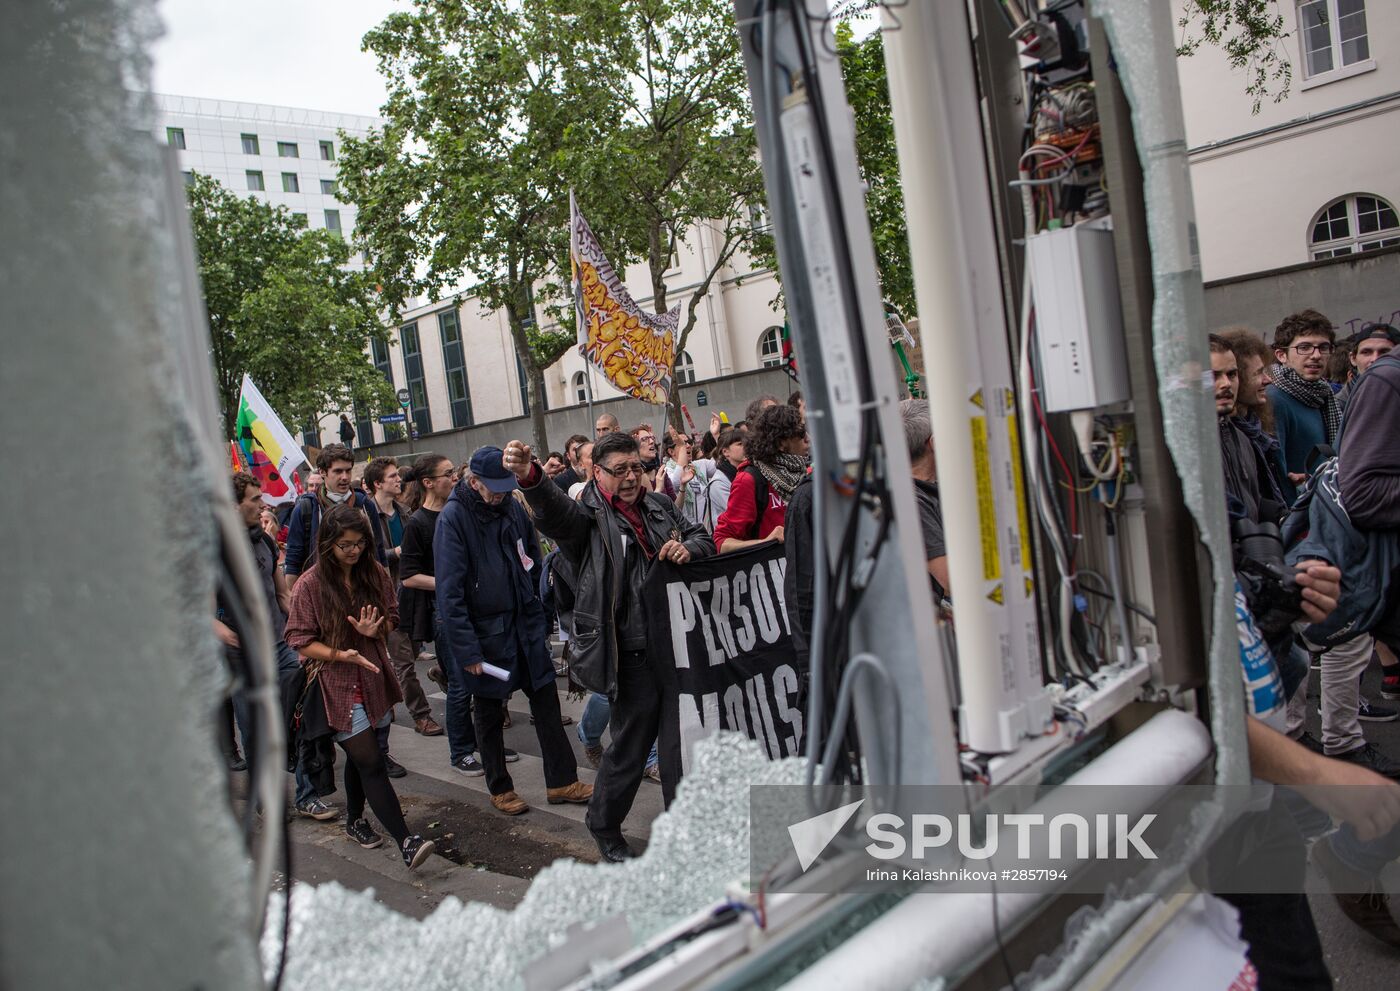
top-left (564, 0), bottom-right (769, 429)
top-left (339, 0), bottom-right (616, 453)
top-left (1177, 0), bottom-right (1291, 113)
top-left (185, 172), bottom-right (393, 439)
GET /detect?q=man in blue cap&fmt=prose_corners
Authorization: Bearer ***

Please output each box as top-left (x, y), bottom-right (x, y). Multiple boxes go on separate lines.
top-left (434, 446), bottom-right (592, 815)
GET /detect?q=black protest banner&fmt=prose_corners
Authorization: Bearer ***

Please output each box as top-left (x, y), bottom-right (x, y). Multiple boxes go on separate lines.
top-left (644, 541), bottom-right (804, 782)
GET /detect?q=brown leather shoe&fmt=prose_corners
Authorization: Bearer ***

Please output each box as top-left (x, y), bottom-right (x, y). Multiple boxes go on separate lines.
top-left (491, 791), bottom-right (529, 816)
top-left (415, 717), bottom-right (444, 737)
top-left (547, 781), bottom-right (594, 805)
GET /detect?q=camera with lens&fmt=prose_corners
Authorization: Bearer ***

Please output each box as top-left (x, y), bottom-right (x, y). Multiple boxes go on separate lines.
top-left (1232, 518), bottom-right (1303, 639)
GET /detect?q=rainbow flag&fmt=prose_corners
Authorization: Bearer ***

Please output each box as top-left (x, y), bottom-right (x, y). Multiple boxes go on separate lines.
top-left (235, 374), bottom-right (308, 506)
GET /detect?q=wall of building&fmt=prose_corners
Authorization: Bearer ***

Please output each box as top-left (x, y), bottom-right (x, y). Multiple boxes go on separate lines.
top-left (1172, 0), bottom-right (1400, 281)
top-left (1203, 245), bottom-right (1400, 339)
top-left (363, 366), bottom-right (798, 465)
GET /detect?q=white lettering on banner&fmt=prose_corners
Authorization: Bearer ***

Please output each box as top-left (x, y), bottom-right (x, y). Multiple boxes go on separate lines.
top-left (768, 558), bottom-right (790, 634)
top-left (772, 663), bottom-right (803, 754)
top-left (689, 580), bottom-right (726, 668)
top-left (723, 683), bottom-right (750, 738)
top-left (746, 674), bottom-right (781, 759)
top-left (750, 564), bottom-right (782, 642)
top-left (678, 691), bottom-right (722, 774)
top-left (711, 576), bottom-right (738, 656)
top-left (731, 569), bottom-right (758, 652)
top-left (667, 581), bottom-right (697, 670)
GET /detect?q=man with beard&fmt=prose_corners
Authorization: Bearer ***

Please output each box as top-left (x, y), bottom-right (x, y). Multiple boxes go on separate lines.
top-left (1266, 309), bottom-right (1341, 502)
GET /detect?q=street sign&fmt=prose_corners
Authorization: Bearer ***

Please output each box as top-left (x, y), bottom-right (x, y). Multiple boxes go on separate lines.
top-left (397, 388), bottom-right (411, 408)
top-left (378, 413), bottom-right (407, 424)
top-left (696, 390), bottom-right (709, 407)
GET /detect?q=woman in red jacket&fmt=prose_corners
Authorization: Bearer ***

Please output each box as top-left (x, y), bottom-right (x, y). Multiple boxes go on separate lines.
top-left (713, 403), bottom-right (809, 553)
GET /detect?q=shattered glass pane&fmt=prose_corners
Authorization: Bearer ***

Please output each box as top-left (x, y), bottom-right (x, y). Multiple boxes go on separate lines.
top-left (263, 734), bottom-right (806, 988)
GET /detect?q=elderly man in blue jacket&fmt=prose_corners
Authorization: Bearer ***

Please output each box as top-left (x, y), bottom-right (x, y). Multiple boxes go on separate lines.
top-left (435, 446), bottom-right (592, 816)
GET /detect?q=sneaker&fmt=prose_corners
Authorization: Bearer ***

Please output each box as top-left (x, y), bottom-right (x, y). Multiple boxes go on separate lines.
top-left (346, 817), bottom-right (383, 849)
top-left (1310, 838), bottom-right (1400, 949)
top-left (452, 754), bottom-right (485, 776)
top-left (1358, 698), bottom-right (1399, 722)
top-left (295, 798), bottom-right (339, 821)
top-left (401, 834), bottom-right (436, 871)
top-left (1382, 669), bottom-right (1400, 701)
top-left (504, 748), bottom-right (521, 763)
top-left (1330, 742), bottom-right (1400, 780)
top-left (583, 744), bottom-right (604, 768)
top-left (383, 754), bottom-right (407, 778)
top-left (490, 790), bottom-right (529, 816)
top-left (546, 781), bottom-right (593, 805)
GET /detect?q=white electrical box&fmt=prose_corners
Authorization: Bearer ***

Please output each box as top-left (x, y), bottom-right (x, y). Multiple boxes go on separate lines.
top-left (1026, 223), bottom-right (1130, 412)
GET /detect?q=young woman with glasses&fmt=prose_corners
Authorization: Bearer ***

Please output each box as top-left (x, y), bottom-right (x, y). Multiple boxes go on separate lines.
top-left (284, 503), bottom-right (435, 870)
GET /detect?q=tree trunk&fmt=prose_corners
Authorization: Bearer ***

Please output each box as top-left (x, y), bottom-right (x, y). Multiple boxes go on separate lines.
top-left (647, 219), bottom-right (669, 315)
top-left (503, 302), bottom-right (550, 455)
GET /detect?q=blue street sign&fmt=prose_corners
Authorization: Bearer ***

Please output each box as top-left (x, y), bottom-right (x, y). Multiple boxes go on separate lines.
top-left (378, 413), bottom-right (407, 424)
top-left (696, 390), bottom-right (709, 407)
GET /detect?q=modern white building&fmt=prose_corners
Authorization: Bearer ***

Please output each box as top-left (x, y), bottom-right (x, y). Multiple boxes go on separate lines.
top-left (154, 94), bottom-right (381, 243)
top-left (1174, 0), bottom-right (1399, 281)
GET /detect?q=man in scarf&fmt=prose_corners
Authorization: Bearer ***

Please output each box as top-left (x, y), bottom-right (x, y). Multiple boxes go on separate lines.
top-left (1266, 309), bottom-right (1342, 503)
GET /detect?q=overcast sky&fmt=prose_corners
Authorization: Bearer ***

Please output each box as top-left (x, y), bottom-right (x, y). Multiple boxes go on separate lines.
top-left (150, 0), bottom-right (399, 117)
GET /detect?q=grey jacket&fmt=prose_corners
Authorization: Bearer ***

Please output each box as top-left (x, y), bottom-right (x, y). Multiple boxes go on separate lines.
top-left (520, 471), bottom-right (715, 697)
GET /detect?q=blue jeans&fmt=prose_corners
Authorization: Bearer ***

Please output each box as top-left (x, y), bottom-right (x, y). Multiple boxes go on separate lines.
top-left (1329, 820), bottom-right (1400, 875)
top-left (577, 692), bottom-right (658, 769)
top-left (233, 641), bottom-right (316, 807)
top-left (441, 637), bottom-right (478, 763)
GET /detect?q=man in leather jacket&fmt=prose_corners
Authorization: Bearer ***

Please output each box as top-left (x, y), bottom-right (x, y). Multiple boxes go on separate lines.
top-left (503, 432), bottom-right (715, 862)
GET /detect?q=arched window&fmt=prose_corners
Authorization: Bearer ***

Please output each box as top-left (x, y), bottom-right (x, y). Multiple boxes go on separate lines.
top-left (759, 326), bottom-right (784, 368)
top-left (572, 371), bottom-right (590, 405)
top-left (674, 350), bottom-right (696, 385)
top-left (1310, 194), bottom-right (1400, 259)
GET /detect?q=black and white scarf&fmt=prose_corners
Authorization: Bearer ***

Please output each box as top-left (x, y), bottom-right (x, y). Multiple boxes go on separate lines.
top-left (755, 453), bottom-right (809, 502)
top-left (1271, 364), bottom-right (1342, 444)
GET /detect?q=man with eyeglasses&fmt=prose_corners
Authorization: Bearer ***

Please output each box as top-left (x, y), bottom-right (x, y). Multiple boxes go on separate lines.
top-left (501, 431), bottom-right (714, 862)
top-left (1266, 309), bottom-right (1342, 503)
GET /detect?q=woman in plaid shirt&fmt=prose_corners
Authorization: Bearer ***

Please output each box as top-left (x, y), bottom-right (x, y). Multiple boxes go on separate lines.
top-left (284, 504), bottom-right (435, 871)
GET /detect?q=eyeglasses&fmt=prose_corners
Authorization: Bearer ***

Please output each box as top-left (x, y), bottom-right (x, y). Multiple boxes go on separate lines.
top-left (597, 462), bottom-right (647, 479)
top-left (334, 540), bottom-right (368, 552)
top-left (1288, 343), bottom-right (1335, 356)
top-left (427, 468), bottom-right (458, 480)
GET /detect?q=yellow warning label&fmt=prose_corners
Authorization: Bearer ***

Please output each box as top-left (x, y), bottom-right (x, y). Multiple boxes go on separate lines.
top-left (970, 416), bottom-right (1002, 582)
top-left (1025, 576), bottom-right (1035, 599)
top-left (987, 583), bottom-right (1005, 605)
top-left (1002, 388), bottom-right (1015, 414)
top-left (1005, 413), bottom-right (1033, 573)
top-left (970, 388), bottom-right (984, 409)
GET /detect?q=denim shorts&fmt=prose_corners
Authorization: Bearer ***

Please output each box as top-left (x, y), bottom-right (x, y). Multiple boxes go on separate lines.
top-left (335, 702), bottom-right (392, 743)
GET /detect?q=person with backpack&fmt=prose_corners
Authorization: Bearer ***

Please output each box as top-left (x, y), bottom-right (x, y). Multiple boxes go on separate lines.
top-left (283, 443), bottom-right (384, 581)
top-left (701, 428), bottom-right (747, 532)
top-left (283, 503), bottom-right (435, 870)
top-left (712, 403), bottom-right (809, 553)
top-left (338, 413), bottom-right (355, 452)
top-left (435, 446), bottom-right (592, 817)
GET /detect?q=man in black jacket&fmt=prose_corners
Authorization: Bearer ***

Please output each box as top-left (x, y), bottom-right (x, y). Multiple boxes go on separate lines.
top-left (503, 431), bottom-right (715, 862)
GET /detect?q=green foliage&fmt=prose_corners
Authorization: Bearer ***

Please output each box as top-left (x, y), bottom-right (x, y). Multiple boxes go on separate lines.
top-left (341, 0), bottom-right (618, 450)
top-left (1177, 0), bottom-right (1292, 113)
top-left (184, 172), bottom-right (393, 439)
top-left (835, 21), bottom-right (915, 322)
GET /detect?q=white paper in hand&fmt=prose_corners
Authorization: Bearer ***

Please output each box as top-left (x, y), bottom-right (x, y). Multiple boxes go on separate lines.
top-left (480, 661), bottom-right (512, 682)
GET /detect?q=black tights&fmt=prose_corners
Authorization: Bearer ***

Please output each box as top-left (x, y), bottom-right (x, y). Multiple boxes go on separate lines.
top-left (337, 728), bottom-right (409, 847)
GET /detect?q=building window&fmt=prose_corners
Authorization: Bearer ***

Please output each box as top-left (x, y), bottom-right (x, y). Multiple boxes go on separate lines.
top-left (515, 352), bottom-right (533, 416)
top-left (324, 209), bottom-right (341, 234)
top-left (302, 417), bottom-right (320, 449)
top-left (1309, 193), bottom-right (1400, 259)
top-left (320, 179), bottom-right (337, 197)
top-left (747, 202), bottom-right (769, 232)
top-left (370, 337), bottom-right (403, 440)
top-left (572, 371), bottom-right (591, 405)
top-left (674, 350), bottom-right (696, 385)
top-left (354, 401), bottom-right (373, 450)
top-left (1298, 0), bottom-right (1369, 78)
top-left (319, 140), bottom-right (335, 161)
top-left (246, 170), bottom-right (265, 191)
top-left (241, 133), bottom-right (260, 155)
top-left (277, 141), bottom-right (299, 158)
top-left (166, 127), bottom-right (185, 149)
top-left (400, 322), bottom-right (433, 435)
top-left (182, 171), bottom-right (195, 187)
top-left (282, 172), bottom-right (300, 193)
top-left (759, 326), bottom-right (784, 368)
top-left (437, 309), bottom-right (474, 428)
